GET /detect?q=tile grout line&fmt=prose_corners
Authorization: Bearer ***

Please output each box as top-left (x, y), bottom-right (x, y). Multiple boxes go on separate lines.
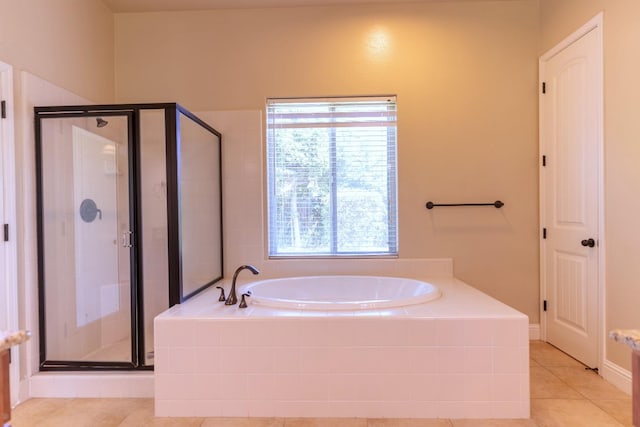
top-left (530, 343), bottom-right (631, 426)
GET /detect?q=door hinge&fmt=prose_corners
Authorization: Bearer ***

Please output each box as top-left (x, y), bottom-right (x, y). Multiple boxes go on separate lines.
top-left (1, 100), bottom-right (6, 119)
top-left (543, 300), bottom-right (547, 311)
top-left (3, 224), bottom-right (8, 242)
top-left (542, 82), bottom-right (546, 94)
top-left (543, 228), bottom-right (547, 239)
top-left (542, 155), bottom-right (546, 167)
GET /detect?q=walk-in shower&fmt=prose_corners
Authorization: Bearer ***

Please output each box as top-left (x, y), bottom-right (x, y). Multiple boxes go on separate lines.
top-left (34, 103), bottom-right (223, 370)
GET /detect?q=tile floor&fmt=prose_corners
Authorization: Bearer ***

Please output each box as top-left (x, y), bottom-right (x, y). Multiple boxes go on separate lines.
top-left (9, 341), bottom-right (633, 426)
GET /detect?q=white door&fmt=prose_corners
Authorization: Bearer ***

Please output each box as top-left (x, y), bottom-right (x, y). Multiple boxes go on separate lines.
top-left (0, 78), bottom-right (6, 331)
top-left (0, 61), bottom-right (19, 404)
top-left (540, 15), bottom-right (603, 369)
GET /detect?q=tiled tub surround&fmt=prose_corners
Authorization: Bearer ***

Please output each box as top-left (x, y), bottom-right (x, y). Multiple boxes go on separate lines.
top-left (154, 274), bottom-right (530, 419)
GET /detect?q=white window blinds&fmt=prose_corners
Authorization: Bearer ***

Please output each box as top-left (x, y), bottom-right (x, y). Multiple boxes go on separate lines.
top-left (266, 96), bottom-right (398, 257)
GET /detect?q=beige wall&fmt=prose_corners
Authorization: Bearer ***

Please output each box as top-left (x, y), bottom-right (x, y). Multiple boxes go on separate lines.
top-left (0, 0), bottom-right (115, 103)
top-left (541, 0), bottom-right (640, 371)
top-left (1, 0), bottom-right (115, 328)
top-left (115, 1), bottom-right (541, 322)
top-left (0, 0), bottom-right (115, 385)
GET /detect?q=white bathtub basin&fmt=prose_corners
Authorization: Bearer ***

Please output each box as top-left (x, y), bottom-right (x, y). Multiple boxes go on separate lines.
top-left (240, 275), bottom-right (441, 310)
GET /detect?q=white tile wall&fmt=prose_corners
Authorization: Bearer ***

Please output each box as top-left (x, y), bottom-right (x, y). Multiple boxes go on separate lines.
top-left (154, 276), bottom-right (530, 419)
top-left (30, 372), bottom-right (154, 398)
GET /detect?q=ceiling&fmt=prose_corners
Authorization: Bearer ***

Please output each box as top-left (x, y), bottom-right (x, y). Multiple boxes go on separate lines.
top-left (102, 0), bottom-right (509, 13)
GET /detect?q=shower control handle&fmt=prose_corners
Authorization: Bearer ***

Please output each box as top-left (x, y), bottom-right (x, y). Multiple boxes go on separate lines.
top-left (581, 238), bottom-right (595, 248)
top-left (122, 231), bottom-right (133, 248)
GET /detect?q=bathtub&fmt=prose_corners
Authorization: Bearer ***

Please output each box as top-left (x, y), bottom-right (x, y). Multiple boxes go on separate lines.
top-left (154, 265), bottom-right (529, 419)
top-left (241, 275), bottom-right (441, 310)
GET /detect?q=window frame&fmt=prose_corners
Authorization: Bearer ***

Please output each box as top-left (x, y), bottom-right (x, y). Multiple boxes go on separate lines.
top-left (266, 96), bottom-right (398, 259)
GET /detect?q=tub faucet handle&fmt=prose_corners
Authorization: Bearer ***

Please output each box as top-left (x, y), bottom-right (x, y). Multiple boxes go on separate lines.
top-left (216, 286), bottom-right (226, 302)
top-left (239, 292), bottom-right (252, 309)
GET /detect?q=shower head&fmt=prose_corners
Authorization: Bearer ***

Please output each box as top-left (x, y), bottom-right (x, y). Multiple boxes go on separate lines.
top-left (96, 117), bottom-right (108, 128)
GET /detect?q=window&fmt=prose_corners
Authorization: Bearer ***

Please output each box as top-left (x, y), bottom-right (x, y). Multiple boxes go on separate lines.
top-left (266, 96), bottom-right (398, 257)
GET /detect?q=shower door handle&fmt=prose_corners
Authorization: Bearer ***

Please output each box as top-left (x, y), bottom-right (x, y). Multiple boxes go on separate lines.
top-left (122, 231), bottom-right (133, 248)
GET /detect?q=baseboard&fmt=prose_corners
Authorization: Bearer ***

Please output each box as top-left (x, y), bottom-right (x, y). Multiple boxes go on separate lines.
top-left (29, 372), bottom-right (154, 398)
top-left (16, 378), bottom-right (30, 407)
top-left (529, 323), bottom-right (541, 341)
top-left (601, 359), bottom-right (632, 395)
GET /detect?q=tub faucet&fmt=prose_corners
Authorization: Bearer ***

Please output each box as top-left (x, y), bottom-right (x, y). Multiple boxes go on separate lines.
top-left (225, 264), bottom-right (259, 305)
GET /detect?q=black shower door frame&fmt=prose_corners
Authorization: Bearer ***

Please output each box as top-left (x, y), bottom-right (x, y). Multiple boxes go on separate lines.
top-left (34, 103), bottom-right (223, 371)
top-left (35, 108), bottom-right (145, 370)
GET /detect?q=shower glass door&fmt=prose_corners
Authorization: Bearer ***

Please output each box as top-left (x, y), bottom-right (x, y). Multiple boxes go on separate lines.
top-left (36, 102), bottom-right (223, 371)
top-left (36, 113), bottom-right (136, 367)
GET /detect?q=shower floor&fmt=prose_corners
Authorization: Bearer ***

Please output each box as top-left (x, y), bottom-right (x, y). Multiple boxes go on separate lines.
top-left (80, 329), bottom-right (155, 365)
top-left (81, 338), bottom-right (130, 362)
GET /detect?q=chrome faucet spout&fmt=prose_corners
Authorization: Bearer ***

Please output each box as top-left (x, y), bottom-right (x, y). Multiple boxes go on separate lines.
top-left (225, 264), bottom-right (259, 305)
